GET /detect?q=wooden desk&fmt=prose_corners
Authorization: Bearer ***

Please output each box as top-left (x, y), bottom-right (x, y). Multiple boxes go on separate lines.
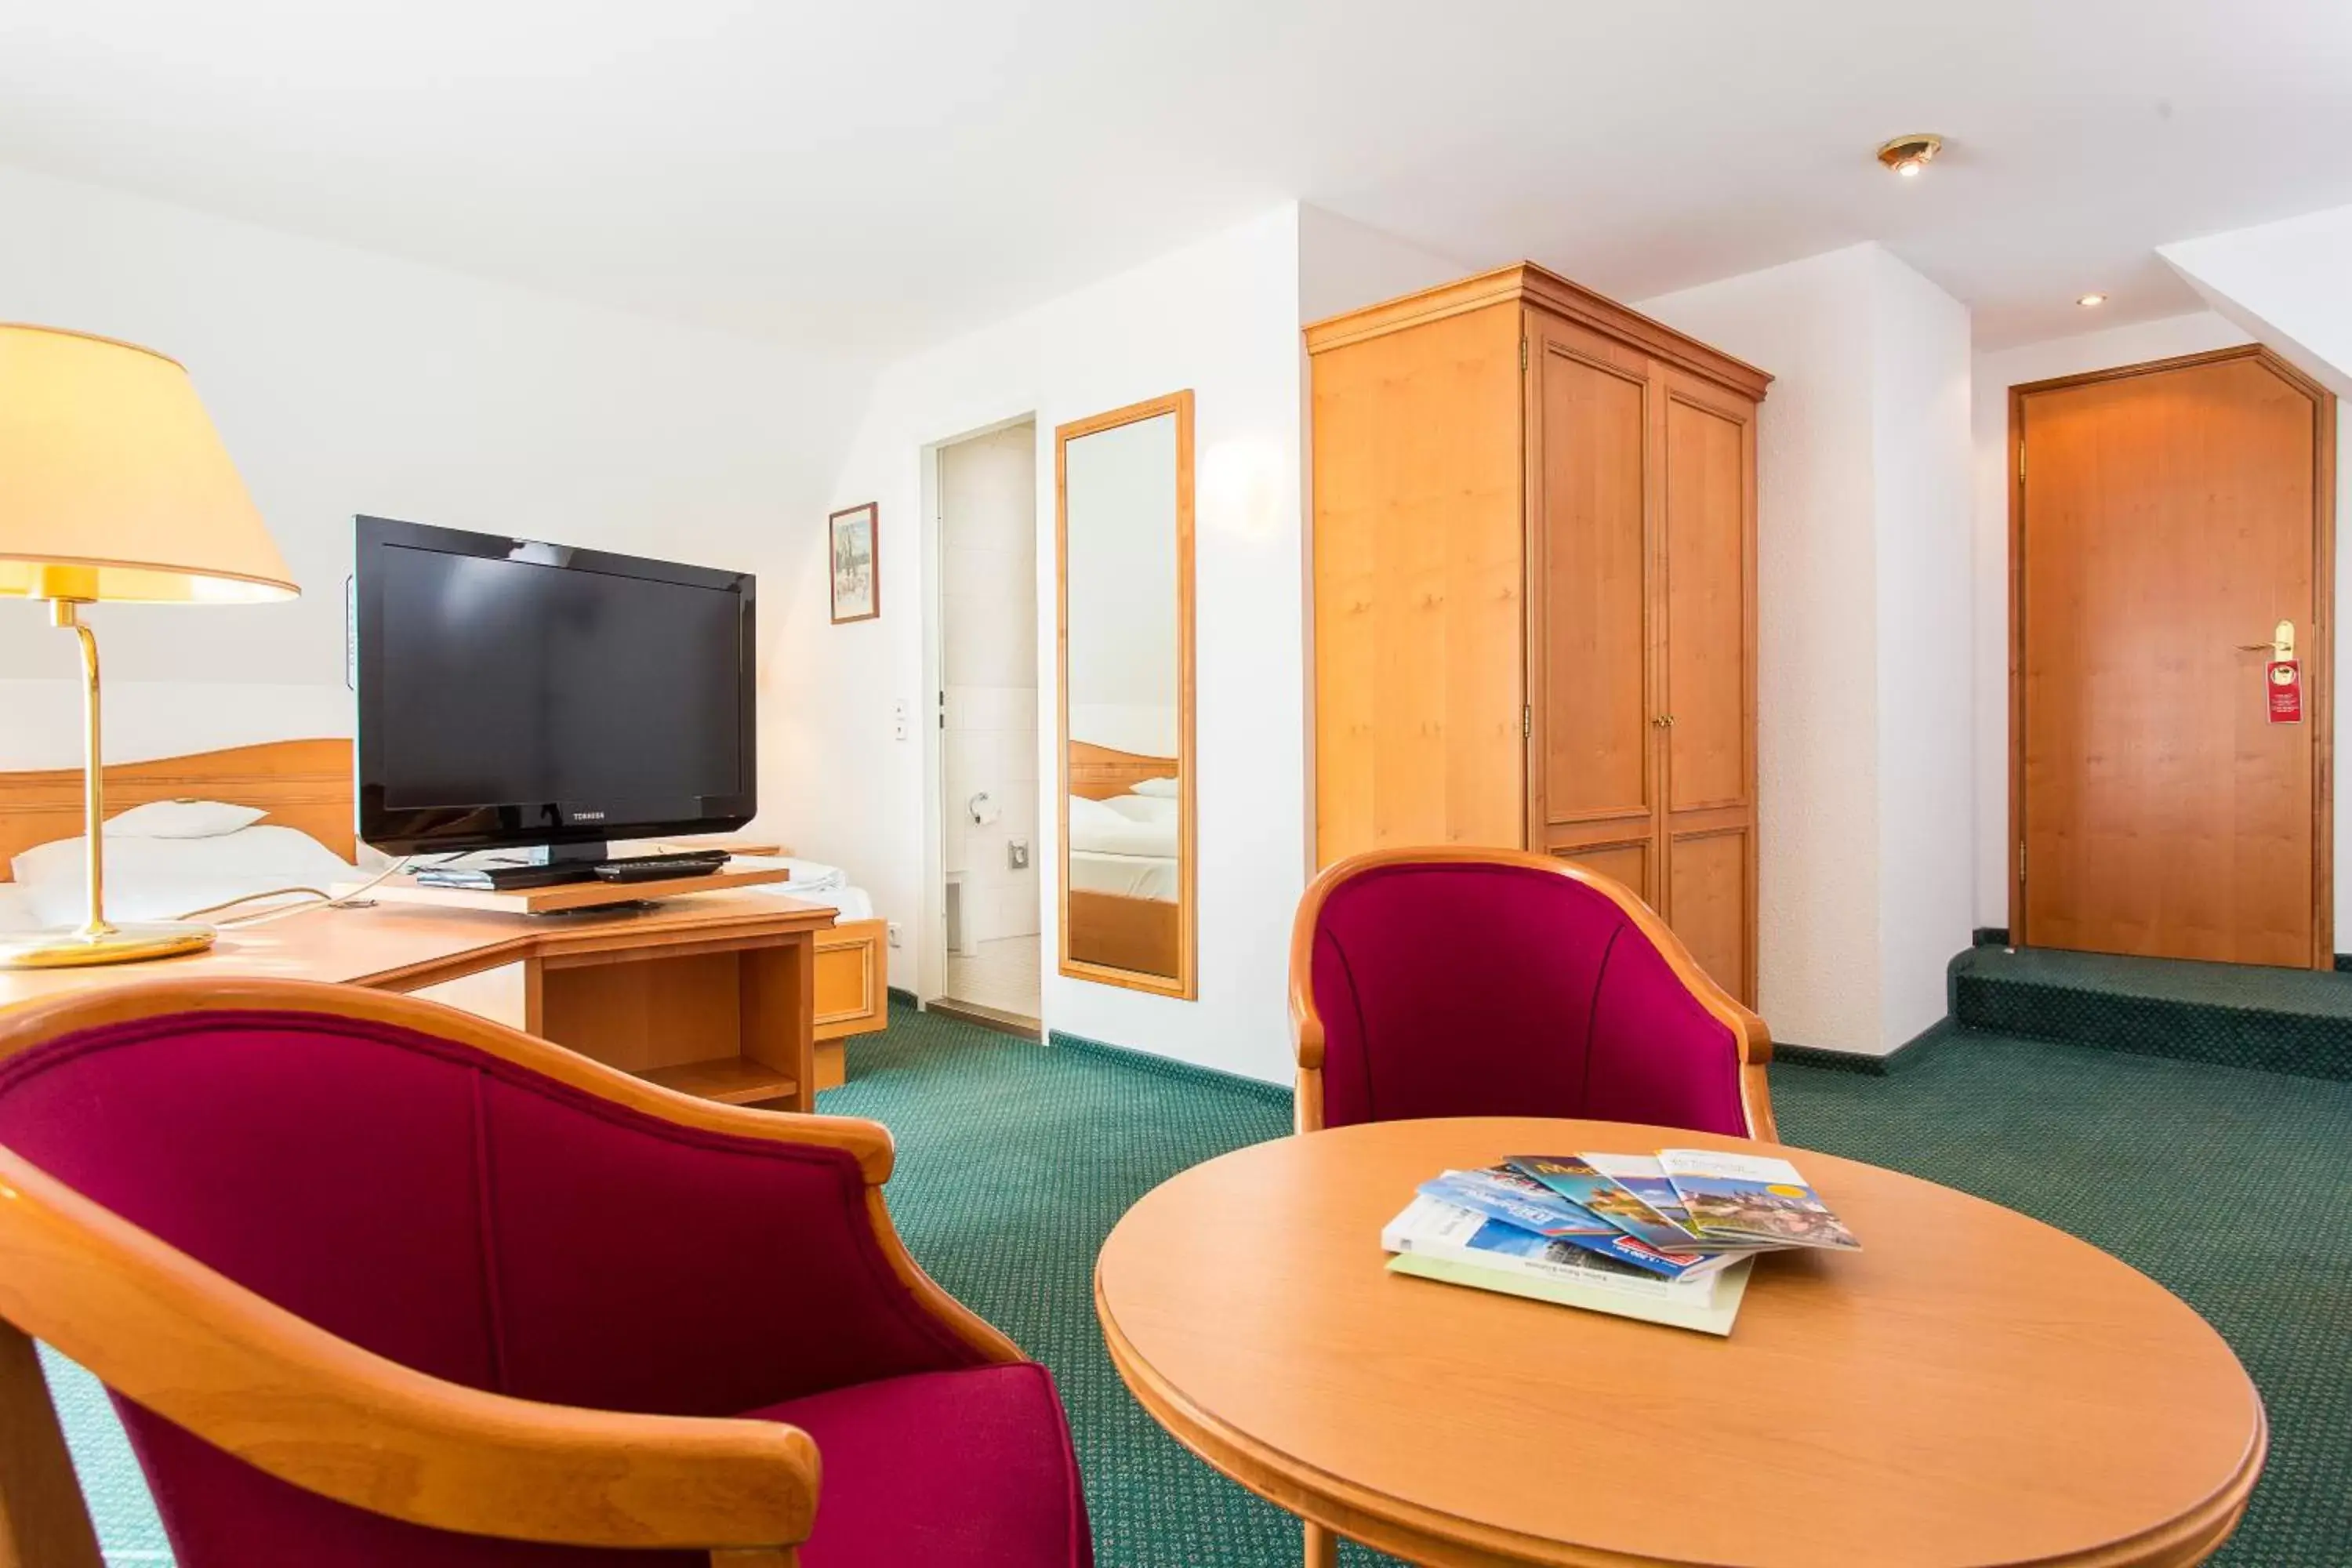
top-left (1095, 1117), bottom-right (2265, 1568)
top-left (0, 891), bottom-right (840, 1112)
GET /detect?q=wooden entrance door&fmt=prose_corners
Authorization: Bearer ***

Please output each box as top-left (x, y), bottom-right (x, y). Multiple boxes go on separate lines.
top-left (2013, 347), bottom-right (2335, 967)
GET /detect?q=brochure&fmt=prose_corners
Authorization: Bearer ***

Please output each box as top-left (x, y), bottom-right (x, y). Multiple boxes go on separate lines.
top-left (1505, 1153), bottom-right (1716, 1251)
top-left (1416, 1172), bottom-right (1741, 1282)
top-left (1381, 1193), bottom-right (1752, 1334)
top-left (1657, 1149), bottom-right (1862, 1250)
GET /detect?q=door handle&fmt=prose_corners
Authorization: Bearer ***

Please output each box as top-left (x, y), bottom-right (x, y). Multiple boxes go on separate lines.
top-left (2238, 620), bottom-right (2296, 659)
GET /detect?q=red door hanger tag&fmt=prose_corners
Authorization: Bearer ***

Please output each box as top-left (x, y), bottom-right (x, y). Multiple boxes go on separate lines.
top-left (2268, 659), bottom-right (2304, 724)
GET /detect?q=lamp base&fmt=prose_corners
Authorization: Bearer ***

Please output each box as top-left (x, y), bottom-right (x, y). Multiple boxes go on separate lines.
top-left (0, 920), bottom-right (217, 971)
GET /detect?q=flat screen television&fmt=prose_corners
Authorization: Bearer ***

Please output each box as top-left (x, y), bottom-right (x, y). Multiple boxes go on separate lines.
top-left (354, 516), bottom-right (756, 856)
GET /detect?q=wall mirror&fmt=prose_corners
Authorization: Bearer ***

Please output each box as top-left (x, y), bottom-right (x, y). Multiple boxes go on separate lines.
top-left (1056, 390), bottom-right (1195, 998)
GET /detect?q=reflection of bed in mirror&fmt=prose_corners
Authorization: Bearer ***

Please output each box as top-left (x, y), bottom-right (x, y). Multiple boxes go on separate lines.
top-left (1065, 740), bottom-right (1181, 977)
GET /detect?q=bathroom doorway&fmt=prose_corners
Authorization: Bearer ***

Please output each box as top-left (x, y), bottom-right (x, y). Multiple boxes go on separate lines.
top-left (935, 420), bottom-right (1040, 1026)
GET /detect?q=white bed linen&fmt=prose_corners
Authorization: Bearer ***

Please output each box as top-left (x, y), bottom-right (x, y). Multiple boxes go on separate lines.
top-left (1067, 793), bottom-right (1178, 902)
top-left (728, 857), bottom-right (873, 922)
top-left (12, 826), bottom-right (361, 928)
top-left (0, 884), bottom-right (35, 934)
top-left (1068, 794), bottom-right (1178, 859)
top-left (1069, 850), bottom-right (1178, 901)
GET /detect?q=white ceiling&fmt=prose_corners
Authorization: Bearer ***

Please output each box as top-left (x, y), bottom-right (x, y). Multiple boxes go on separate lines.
top-left (3, 0), bottom-right (2349, 357)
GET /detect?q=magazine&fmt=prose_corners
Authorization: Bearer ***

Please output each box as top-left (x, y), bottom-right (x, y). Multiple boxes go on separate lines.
top-left (1657, 1149), bottom-right (1862, 1250)
top-left (1506, 1153), bottom-right (1724, 1251)
top-left (1384, 1193), bottom-right (1704, 1294)
top-left (1381, 1193), bottom-right (1753, 1334)
top-left (1577, 1152), bottom-right (1700, 1233)
top-left (1415, 1170), bottom-right (1613, 1240)
top-left (1417, 1171), bottom-right (1743, 1282)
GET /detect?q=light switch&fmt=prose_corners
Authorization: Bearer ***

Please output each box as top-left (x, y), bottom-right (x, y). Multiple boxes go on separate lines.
top-left (891, 699), bottom-right (909, 741)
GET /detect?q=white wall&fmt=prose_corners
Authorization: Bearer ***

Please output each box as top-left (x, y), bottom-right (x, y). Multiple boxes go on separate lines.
top-left (1869, 255), bottom-right (1976, 1047)
top-left (1969, 310), bottom-right (2352, 942)
top-left (1640, 243), bottom-right (1974, 1054)
top-left (2161, 204), bottom-right (2352, 398)
top-left (0, 165), bottom-right (863, 823)
top-left (782, 206), bottom-right (1307, 1081)
top-left (1297, 206), bottom-right (1479, 325)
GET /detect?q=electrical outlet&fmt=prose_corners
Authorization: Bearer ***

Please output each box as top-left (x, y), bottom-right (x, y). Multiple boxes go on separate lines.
top-left (886, 921), bottom-right (903, 949)
top-left (1007, 838), bottom-right (1030, 870)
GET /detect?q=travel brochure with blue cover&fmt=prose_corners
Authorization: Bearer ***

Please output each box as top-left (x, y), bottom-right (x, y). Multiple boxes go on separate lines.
top-left (1386, 1150), bottom-right (1859, 1333)
top-left (1416, 1168), bottom-right (1744, 1282)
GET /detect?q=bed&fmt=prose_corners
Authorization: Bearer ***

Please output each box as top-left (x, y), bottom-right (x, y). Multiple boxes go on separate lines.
top-left (0, 741), bottom-right (891, 1082)
top-left (1065, 741), bottom-right (1183, 978)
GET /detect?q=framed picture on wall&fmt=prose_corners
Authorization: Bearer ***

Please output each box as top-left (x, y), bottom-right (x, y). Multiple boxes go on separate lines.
top-left (829, 503), bottom-right (880, 623)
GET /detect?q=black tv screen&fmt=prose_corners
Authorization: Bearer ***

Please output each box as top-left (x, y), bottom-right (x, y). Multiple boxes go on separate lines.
top-left (355, 517), bottom-right (756, 854)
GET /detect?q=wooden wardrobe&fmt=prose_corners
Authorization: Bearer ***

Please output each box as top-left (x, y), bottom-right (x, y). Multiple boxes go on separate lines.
top-left (1308, 263), bottom-right (1770, 1003)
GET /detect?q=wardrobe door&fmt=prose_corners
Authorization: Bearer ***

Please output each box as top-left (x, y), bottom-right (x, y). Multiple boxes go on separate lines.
top-left (1657, 369), bottom-right (1758, 1002)
top-left (1525, 310), bottom-right (1658, 898)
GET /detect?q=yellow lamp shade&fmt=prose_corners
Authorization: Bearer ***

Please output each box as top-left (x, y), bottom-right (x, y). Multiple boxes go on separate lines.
top-left (0, 323), bottom-right (296, 603)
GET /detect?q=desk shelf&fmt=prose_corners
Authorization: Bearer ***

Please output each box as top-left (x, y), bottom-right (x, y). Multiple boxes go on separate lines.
top-left (636, 1058), bottom-right (800, 1106)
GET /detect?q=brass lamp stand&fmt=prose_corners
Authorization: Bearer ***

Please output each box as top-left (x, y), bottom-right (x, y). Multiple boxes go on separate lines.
top-left (0, 321), bottom-right (299, 971)
top-left (0, 599), bottom-right (217, 968)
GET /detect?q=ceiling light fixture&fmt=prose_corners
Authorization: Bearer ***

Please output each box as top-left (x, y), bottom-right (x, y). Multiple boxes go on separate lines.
top-left (1877, 134), bottom-right (1944, 177)
top-left (2077, 292), bottom-right (2108, 307)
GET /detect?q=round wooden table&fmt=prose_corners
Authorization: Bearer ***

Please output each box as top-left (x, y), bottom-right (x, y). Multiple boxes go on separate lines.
top-left (1094, 1117), bottom-right (2265, 1568)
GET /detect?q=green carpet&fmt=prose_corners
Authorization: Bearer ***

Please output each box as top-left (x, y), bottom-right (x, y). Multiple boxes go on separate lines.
top-left (42, 1007), bottom-right (2352, 1566)
top-left (1953, 945), bottom-right (2352, 1080)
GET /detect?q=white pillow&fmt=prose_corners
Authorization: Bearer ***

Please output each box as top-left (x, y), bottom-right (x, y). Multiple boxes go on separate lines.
top-left (104, 799), bottom-right (267, 839)
top-left (0, 884), bottom-right (36, 935)
top-left (1068, 795), bottom-right (1127, 830)
top-left (13, 826), bottom-right (359, 927)
top-left (1129, 777), bottom-right (1179, 799)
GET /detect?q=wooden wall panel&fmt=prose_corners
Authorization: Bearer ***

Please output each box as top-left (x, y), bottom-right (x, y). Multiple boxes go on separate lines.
top-left (1312, 300), bottom-right (1526, 866)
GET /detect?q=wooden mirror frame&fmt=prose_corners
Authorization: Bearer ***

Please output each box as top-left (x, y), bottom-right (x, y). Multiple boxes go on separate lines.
top-left (1054, 390), bottom-right (1196, 1000)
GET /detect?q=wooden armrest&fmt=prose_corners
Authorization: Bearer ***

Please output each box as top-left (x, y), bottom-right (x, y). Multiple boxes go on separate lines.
top-left (0, 1149), bottom-right (817, 1551)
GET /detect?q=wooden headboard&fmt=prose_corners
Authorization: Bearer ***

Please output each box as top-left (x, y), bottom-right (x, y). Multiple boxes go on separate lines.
top-left (1068, 741), bottom-right (1178, 802)
top-left (0, 739), bottom-right (355, 880)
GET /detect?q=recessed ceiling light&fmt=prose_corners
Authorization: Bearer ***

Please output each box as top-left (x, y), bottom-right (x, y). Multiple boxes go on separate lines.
top-left (2077, 293), bottom-right (2108, 307)
top-left (1877, 135), bottom-right (1943, 177)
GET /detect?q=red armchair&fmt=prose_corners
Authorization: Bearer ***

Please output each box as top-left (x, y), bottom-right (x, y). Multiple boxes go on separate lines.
top-left (1289, 848), bottom-right (1775, 1140)
top-left (0, 978), bottom-right (1092, 1568)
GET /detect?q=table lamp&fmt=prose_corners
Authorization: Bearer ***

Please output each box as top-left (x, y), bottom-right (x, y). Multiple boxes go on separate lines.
top-left (0, 323), bottom-right (298, 970)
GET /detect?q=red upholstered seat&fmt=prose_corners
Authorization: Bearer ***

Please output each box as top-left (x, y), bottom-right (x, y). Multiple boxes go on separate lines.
top-left (1291, 851), bottom-right (1773, 1138)
top-left (753, 1364), bottom-right (1090, 1567)
top-left (0, 1002), bottom-right (1091, 1566)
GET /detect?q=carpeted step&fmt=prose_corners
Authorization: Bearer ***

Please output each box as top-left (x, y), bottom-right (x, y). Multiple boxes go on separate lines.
top-left (1951, 945), bottom-right (2352, 1081)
